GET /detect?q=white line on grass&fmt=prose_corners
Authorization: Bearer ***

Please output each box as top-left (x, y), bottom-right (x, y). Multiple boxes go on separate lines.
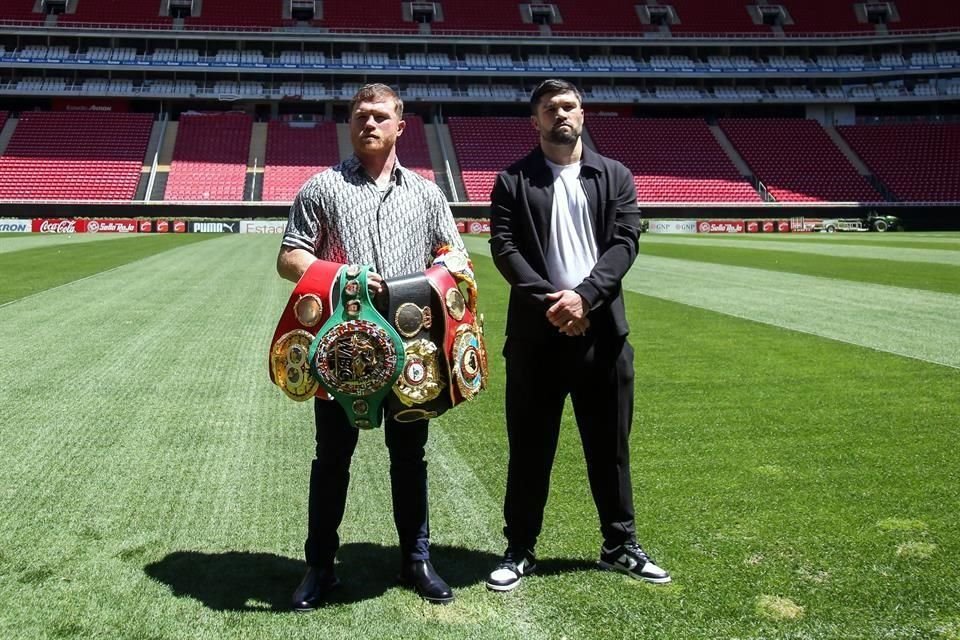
top-left (462, 236), bottom-right (960, 370)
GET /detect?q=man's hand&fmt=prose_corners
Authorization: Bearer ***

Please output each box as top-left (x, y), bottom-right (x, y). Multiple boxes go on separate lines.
top-left (367, 271), bottom-right (384, 295)
top-left (559, 316), bottom-right (590, 337)
top-left (545, 290), bottom-right (587, 328)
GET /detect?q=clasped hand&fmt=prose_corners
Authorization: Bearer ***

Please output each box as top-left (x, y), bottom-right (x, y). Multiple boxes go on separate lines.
top-left (546, 290), bottom-right (590, 337)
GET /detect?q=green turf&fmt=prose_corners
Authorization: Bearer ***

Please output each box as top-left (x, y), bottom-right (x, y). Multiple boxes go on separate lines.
top-left (0, 234), bottom-right (958, 639)
top-left (0, 234), bottom-right (216, 305)
top-left (639, 240), bottom-right (960, 294)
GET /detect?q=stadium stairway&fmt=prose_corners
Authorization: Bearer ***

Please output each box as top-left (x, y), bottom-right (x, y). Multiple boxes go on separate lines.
top-left (0, 116), bottom-right (16, 156)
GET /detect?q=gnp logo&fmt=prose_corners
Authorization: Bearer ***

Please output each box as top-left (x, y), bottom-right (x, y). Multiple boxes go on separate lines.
top-left (0, 219), bottom-right (30, 232)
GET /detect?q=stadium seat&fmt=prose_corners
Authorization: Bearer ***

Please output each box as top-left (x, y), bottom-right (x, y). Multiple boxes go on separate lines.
top-left (0, 111), bottom-right (152, 201)
top-left (164, 112), bottom-right (252, 201)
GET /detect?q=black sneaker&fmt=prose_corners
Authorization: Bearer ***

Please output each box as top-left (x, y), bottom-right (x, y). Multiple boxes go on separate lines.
top-left (598, 541), bottom-right (671, 584)
top-left (485, 548), bottom-right (537, 592)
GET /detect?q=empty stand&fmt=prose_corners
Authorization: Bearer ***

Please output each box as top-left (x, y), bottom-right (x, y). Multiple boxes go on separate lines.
top-left (549, 0), bottom-right (654, 33)
top-left (165, 113), bottom-right (252, 201)
top-left (719, 118), bottom-right (881, 202)
top-left (838, 122), bottom-right (960, 202)
top-left (319, 1), bottom-right (416, 31)
top-left (0, 0), bottom-right (44, 22)
top-left (891, 1), bottom-right (960, 30)
top-left (779, 0), bottom-right (868, 32)
top-left (261, 120), bottom-right (339, 202)
top-left (184, 0), bottom-right (282, 27)
top-left (397, 114), bottom-right (435, 183)
top-left (447, 117), bottom-right (539, 201)
top-left (0, 111), bottom-right (152, 201)
top-left (434, 0), bottom-right (537, 32)
top-left (669, 0), bottom-right (768, 33)
top-left (59, 0), bottom-right (172, 25)
top-left (588, 117), bottom-right (760, 202)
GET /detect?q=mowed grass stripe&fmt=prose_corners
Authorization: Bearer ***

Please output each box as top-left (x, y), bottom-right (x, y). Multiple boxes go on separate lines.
top-left (0, 231), bottom-right (142, 254)
top-left (643, 235), bottom-right (960, 266)
top-left (461, 235), bottom-right (960, 369)
top-left (639, 242), bottom-right (960, 294)
top-left (626, 254), bottom-right (960, 369)
top-left (664, 232), bottom-right (960, 251)
top-left (0, 235), bottom-right (538, 639)
top-left (0, 234), bottom-right (217, 305)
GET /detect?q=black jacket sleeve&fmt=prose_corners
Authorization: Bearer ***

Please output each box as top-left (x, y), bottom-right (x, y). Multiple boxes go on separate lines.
top-left (573, 165), bottom-right (641, 311)
top-left (489, 171), bottom-right (556, 308)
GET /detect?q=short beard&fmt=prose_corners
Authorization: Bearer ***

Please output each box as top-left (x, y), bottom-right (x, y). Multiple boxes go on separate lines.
top-left (545, 126), bottom-right (579, 145)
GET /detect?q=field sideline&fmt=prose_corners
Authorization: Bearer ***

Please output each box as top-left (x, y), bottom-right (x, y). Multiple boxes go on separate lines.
top-left (0, 232), bottom-right (958, 640)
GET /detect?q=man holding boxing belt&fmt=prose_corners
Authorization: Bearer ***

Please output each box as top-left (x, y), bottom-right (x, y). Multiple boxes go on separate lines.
top-left (277, 83), bottom-right (465, 608)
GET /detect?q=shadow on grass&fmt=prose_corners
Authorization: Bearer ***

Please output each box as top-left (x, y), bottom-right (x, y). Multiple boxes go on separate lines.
top-left (144, 544), bottom-right (596, 612)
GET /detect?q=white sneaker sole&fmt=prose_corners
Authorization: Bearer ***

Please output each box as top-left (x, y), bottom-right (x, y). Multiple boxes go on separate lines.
top-left (597, 560), bottom-right (672, 584)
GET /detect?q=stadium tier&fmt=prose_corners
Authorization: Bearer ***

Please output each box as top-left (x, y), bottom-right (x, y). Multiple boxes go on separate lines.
top-left (587, 118), bottom-right (761, 203)
top-left (779, 0), bottom-right (867, 33)
top-left (261, 120), bottom-right (339, 202)
top-left (447, 117), bottom-right (540, 202)
top-left (434, 1), bottom-right (538, 32)
top-left (719, 118), bottom-right (881, 203)
top-left (548, 0), bottom-right (656, 33)
top-left (57, 0), bottom-right (172, 25)
top-left (0, 0), bottom-right (45, 22)
top-left (397, 114), bottom-right (435, 184)
top-left (183, 0), bottom-right (283, 27)
top-left (164, 113), bottom-right (252, 202)
top-left (321, 1), bottom-right (417, 31)
top-left (0, 111), bottom-right (152, 201)
top-left (668, 0), bottom-right (768, 33)
top-left (838, 122), bottom-right (960, 203)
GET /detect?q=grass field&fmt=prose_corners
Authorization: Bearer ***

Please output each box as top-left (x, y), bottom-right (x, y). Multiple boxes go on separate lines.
top-left (0, 231), bottom-right (958, 640)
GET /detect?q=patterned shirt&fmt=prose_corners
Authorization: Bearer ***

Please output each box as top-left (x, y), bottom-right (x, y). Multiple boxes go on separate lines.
top-left (282, 156), bottom-right (465, 279)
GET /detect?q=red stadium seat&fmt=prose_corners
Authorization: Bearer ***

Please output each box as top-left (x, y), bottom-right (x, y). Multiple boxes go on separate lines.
top-left (164, 113), bottom-right (252, 202)
top-left (0, 111), bottom-right (152, 201)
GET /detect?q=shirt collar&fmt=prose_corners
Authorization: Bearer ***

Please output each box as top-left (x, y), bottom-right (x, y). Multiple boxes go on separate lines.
top-left (346, 155), bottom-right (406, 185)
top-left (533, 144), bottom-right (603, 175)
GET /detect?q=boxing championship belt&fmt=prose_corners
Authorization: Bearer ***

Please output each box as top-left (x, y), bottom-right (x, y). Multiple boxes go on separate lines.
top-left (269, 260), bottom-right (344, 401)
top-left (380, 271), bottom-right (450, 423)
top-left (424, 262), bottom-right (489, 407)
top-left (309, 265), bottom-right (405, 430)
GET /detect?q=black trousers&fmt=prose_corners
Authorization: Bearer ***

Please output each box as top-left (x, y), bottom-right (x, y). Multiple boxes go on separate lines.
top-left (304, 398), bottom-right (430, 568)
top-left (502, 334), bottom-right (637, 551)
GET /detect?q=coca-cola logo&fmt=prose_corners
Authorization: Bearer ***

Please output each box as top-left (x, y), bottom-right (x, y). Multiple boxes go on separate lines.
top-left (139, 220), bottom-right (152, 232)
top-left (39, 219), bottom-right (78, 233)
top-left (173, 221), bottom-right (186, 233)
top-left (156, 220), bottom-right (169, 233)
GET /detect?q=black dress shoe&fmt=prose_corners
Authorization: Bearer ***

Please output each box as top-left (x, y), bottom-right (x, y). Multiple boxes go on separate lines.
top-left (292, 566), bottom-right (340, 612)
top-left (399, 559), bottom-right (454, 604)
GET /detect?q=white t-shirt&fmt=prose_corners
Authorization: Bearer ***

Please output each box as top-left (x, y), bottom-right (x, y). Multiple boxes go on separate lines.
top-left (544, 158), bottom-right (598, 290)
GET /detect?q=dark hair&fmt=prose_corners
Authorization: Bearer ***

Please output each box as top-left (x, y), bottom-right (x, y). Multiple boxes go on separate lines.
top-left (349, 83), bottom-right (404, 119)
top-left (529, 78), bottom-right (583, 113)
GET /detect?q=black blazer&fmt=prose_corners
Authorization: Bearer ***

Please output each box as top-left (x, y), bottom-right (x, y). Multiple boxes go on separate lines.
top-left (489, 144), bottom-right (642, 342)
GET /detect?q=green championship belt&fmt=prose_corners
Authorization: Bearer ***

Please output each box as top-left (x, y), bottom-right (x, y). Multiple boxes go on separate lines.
top-left (309, 265), bottom-right (406, 429)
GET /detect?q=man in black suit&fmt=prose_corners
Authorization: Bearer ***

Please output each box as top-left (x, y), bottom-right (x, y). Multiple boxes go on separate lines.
top-left (485, 79), bottom-right (671, 592)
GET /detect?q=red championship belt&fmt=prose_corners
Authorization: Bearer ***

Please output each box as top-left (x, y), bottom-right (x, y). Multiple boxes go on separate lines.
top-left (424, 263), bottom-right (488, 407)
top-left (269, 260), bottom-right (344, 401)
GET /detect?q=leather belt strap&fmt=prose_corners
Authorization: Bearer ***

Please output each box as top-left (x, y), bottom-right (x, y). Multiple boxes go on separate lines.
top-left (381, 271), bottom-right (449, 422)
top-left (268, 260), bottom-right (344, 401)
